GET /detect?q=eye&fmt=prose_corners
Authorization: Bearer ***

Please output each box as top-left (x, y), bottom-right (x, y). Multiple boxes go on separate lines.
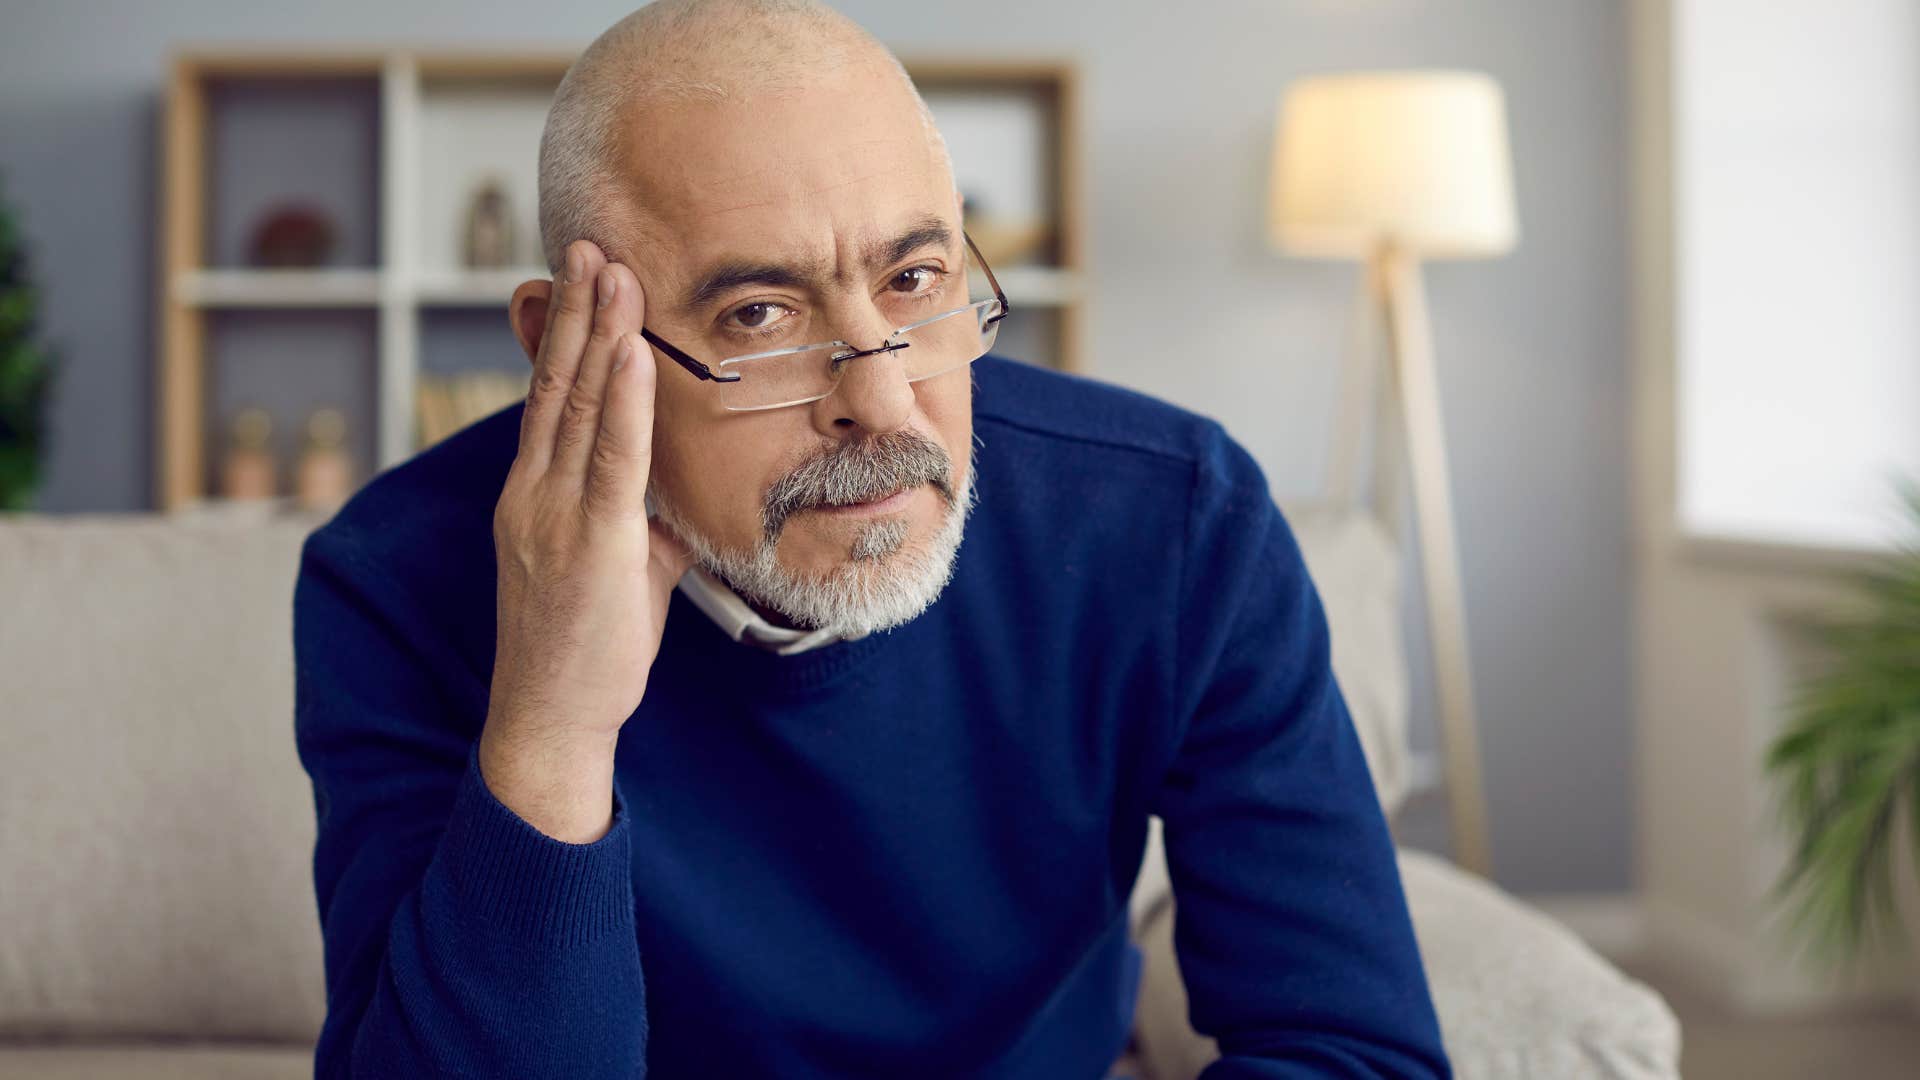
top-left (888, 266), bottom-right (942, 295)
top-left (724, 301), bottom-right (792, 334)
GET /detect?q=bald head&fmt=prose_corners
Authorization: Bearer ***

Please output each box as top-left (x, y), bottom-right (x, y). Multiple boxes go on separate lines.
top-left (537, 0), bottom-right (949, 274)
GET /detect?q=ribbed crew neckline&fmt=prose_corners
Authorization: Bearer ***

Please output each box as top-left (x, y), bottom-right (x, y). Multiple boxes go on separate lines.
top-left (662, 588), bottom-right (896, 696)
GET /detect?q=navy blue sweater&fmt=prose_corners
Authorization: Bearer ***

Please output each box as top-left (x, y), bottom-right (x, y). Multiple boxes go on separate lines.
top-left (293, 354), bottom-right (1449, 1079)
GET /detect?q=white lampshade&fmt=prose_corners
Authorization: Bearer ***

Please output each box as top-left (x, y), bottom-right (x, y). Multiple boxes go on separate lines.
top-left (1270, 71), bottom-right (1518, 260)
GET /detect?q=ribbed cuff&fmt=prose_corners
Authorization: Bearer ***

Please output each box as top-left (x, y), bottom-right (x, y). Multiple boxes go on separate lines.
top-left (435, 743), bottom-right (636, 947)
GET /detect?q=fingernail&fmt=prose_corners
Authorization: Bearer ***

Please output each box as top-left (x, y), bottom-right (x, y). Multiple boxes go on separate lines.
top-left (613, 336), bottom-right (633, 373)
top-left (597, 269), bottom-right (616, 308)
top-left (566, 246), bottom-right (585, 283)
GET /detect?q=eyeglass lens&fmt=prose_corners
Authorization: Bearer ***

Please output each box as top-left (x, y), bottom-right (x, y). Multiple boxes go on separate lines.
top-left (716, 300), bottom-right (1002, 412)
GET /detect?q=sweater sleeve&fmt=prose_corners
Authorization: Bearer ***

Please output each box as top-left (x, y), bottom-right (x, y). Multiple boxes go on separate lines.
top-left (1152, 425), bottom-right (1452, 1079)
top-left (293, 529), bottom-right (649, 1079)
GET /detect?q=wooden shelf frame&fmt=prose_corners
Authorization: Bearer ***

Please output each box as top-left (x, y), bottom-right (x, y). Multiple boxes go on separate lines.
top-left (157, 48), bottom-right (1086, 512)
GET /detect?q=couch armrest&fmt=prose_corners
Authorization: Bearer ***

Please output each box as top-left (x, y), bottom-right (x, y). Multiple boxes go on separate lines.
top-left (1129, 848), bottom-right (1682, 1080)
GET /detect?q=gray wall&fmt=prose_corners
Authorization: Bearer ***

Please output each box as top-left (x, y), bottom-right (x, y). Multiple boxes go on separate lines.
top-left (0, 0), bottom-right (1632, 895)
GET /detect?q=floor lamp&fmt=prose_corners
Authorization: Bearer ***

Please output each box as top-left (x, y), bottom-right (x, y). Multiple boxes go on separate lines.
top-left (1269, 71), bottom-right (1519, 877)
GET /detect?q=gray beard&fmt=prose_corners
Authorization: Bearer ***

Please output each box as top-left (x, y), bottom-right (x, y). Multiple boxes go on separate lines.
top-left (650, 446), bottom-right (978, 636)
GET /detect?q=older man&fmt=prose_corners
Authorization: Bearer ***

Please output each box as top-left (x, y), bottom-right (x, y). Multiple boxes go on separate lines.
top-left (293, 1), bottom-right (1449, 1077)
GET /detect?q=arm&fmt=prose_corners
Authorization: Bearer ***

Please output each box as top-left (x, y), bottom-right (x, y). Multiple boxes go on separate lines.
top-left (1152, 426), bottom-right (1450, 1079)
top-left (294, 536), bottom-right (647, 1079)
top-left (296, 240), bottom-right (690, 1078)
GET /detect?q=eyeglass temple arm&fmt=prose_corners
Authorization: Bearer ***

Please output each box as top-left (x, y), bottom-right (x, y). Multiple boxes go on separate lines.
top-left (962, 229), bottom-right (1011, 325)
top-left (640, 327), bottom-right (740, 383)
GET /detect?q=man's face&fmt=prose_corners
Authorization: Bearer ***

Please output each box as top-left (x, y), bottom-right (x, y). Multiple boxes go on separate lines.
top-left (609, 61), bottom-right (974, 622)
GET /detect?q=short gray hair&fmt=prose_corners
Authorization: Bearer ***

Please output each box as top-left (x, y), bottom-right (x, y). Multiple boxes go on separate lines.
top-left (537, 0), bottom-right (949, 274)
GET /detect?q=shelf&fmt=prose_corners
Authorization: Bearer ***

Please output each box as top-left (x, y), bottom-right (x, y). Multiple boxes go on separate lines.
top-left (203, 307), bottom-right (379, 503)
top-left (418, 306), bottom-right (531, 375)
top-left (414, 74), bottom-right (556, 277)
top-left (175, 268), bottom-right (384, 307)
top-left (205, 74), bottom-right (381, 269)
top-left (159, 50), bottom-right (1083, 512)
top-left (168, 265), bottom-right (1082, 311)
top-left (413, 266), bottom-right (547, 306)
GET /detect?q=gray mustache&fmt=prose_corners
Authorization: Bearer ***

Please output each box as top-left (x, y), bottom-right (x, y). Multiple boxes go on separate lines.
top-left (762, 430), bottom-right (953, 540)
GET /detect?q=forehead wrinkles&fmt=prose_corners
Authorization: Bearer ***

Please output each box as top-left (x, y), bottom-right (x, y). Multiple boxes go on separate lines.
top-left (640, 133), bottom-right (940, 221)
top-left (609, 108), bottom-right (949, 302)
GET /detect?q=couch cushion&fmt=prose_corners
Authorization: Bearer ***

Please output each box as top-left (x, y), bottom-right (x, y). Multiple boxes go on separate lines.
top-left (0, 500), bottom-right (1409, 1044)
top-left (1395, 850), bottom-right (1681, 1079)
top-left (0, 1044), bottom-right (310, 1079)
top-left (1127, 848), bottom-right (1682, 1080)
top-left (0, 512), bottom-right (329, 1042)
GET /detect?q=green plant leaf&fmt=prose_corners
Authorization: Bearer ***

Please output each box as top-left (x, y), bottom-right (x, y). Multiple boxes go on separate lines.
top-left (1764, 487), bottom-right (1920, 967)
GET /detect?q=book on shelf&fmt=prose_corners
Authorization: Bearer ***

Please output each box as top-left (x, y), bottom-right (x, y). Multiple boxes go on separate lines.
top-left (415, 371), bottom-right (531, 450)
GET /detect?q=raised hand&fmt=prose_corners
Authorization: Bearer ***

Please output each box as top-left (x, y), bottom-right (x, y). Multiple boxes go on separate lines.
top-left (480, 238), bottom-right (694, 843)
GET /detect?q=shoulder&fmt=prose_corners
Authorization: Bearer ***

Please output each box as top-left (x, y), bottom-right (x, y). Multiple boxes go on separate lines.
top-left (299, 404), bottom-right (517, 600)
top-left (971, 354), bottom-right (1269, 497)
top-left (962, 356), bottom-right (1285, 627)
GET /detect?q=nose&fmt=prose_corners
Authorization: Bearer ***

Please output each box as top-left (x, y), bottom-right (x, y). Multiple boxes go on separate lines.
top-left (812, 323), bottom-right (915, 436)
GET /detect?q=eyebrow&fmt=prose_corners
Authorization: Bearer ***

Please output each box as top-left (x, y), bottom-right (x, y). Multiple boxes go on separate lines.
top-left (677, 216), bottom-right (956, 314)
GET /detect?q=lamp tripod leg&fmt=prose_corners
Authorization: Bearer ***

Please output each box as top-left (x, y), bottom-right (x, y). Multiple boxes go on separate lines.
top-left (1380, 245), bottom-right (1494, 878)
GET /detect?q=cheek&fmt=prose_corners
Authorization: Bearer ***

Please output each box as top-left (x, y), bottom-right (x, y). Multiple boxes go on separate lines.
top-left (918, 374), bottom-right (974, 477)
top-left (655, 411), bottom-right (807, 540)
top-left (648, 414), bottom-right (699, 504)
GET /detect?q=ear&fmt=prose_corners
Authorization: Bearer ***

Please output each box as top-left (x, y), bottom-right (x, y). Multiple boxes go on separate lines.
top-left (508, 278), bottom-right (554, 366)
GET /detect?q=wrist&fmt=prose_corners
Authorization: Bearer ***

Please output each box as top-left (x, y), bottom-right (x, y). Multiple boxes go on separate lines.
top-left (477, 715), bottom-right (620, 844)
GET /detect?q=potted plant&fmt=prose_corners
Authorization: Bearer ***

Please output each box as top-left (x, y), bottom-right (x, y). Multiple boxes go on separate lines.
top-left (0, 171), bottom-right (55, 512)
top-left (1765, 483), bottom-right (1920, 971)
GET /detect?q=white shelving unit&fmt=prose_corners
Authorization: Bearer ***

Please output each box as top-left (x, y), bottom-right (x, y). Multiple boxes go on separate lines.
top-left (159, 50), bottom-right (1084, 512)
top-left (412, 267), bottom-right (550, 306)
top-left (173, 268), bottom-right (384, 308)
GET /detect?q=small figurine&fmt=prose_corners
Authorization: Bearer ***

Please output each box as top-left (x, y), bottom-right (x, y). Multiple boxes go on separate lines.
top-left (463, 178), bottom-right (515, 268)
top-left (220, 406), bottom-right (277, 501)
top-left (295, 407), bottom-right (354, 512)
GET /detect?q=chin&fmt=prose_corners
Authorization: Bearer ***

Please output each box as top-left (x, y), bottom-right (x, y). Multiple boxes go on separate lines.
top-left (671, 466), bottom-right (977, 637)
top-left (788, 491), bottom-right (923, 557)
top-left (766, 486), bottom-right (972, 636)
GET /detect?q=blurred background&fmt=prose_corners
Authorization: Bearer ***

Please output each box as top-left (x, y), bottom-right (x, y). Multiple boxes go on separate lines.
top-left (2, 1), bottom-right (1917, 1078)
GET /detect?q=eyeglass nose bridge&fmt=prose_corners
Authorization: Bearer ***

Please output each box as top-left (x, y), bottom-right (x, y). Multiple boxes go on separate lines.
top-left (828, 336), bottom-right (912, 372)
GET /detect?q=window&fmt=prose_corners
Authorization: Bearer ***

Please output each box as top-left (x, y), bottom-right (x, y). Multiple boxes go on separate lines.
top-left (1675, 0), bottom-right (1920, 549)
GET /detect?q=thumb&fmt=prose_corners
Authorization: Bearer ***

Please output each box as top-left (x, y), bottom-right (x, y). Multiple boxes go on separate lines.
top-left (648, 515), bottom-right (697, 581)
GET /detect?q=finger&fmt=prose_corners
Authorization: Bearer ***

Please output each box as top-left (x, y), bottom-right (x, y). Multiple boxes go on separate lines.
top-left (554, 261), bottom-right (642, 488)
top-left (517, 239), bottom-right (609, 473)
top-left (582, 331), bottom-right (659, 523)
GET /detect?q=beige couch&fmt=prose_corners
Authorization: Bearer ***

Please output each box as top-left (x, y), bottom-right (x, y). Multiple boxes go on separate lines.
top-left (0, 506), bottom-right (1680, 1078)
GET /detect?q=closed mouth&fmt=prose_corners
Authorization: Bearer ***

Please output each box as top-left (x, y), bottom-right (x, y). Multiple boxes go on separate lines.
top-left (820, 486), bottom-right (911, 510)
